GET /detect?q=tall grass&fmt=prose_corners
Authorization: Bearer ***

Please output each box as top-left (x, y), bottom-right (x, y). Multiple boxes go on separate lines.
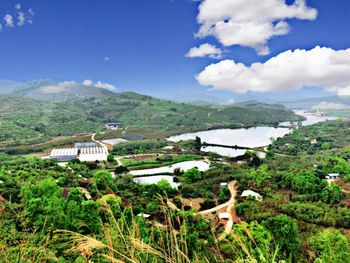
top-left (58, 197), bottom-right (283, 263)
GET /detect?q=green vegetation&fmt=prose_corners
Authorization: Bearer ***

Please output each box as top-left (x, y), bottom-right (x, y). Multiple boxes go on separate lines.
top-left (0, 82), bottom-right (302, 151)
top-left (1, 118), bottom-right (350, 262)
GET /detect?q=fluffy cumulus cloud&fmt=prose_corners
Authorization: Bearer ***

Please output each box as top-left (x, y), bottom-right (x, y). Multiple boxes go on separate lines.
top-left (196, 0), bottom-right (317, 55)
top-left (186, 43), bottom-right (223, 59)
top-left (196, 46), bottom-right (350, 96)
top-left (82, 80), bottom-right (117, 92)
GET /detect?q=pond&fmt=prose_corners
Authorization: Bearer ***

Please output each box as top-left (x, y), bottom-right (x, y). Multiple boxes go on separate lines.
top-left (129, 160), bottom-right (210, 176)
top-left (133, 175), bottom-right (180, 189)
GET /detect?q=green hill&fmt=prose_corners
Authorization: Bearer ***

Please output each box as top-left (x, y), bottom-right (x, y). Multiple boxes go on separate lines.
top-left (0, 81), bottom-right (303, 148)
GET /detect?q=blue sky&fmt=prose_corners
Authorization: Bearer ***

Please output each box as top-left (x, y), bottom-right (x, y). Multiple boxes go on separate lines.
top-left (0, 0), bottom-right (349, 101)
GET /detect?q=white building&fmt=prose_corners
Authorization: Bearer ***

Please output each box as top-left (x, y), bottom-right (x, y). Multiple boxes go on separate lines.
top-left (241, 190), bottom-right (263, 201)
top-left (220, 182), bottom-right (228, 188)
top-left (49, 148), bottom-right (78, 162)
top-left (105, 122), bottom-right (123, 130)
top-left (78, 146), bottom-right (108, 162)
top-left (137, 213), bottom-right (151, 219)
top-left (219, 212), bottom-right (230, 220)
top-left (325, 173), bottom-right (341, 180)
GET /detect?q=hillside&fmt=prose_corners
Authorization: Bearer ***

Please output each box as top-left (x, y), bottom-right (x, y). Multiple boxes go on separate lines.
top-left (0, 81), bottom-right (303, 148)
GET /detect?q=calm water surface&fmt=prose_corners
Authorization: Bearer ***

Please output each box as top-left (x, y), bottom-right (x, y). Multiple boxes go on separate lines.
top-left (129, 160), bottom-right (210, 176)
top-left (168, 112), bottom-right (337, 157)
top-left (133, 175), bottom-right (180, 188)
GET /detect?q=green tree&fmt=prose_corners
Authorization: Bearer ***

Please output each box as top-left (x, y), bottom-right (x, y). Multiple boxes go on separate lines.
top-left (321, 183), bottom-right (341, 204)
top-left (310, 229), bottom-right (350, 263)
top-left (263, 215), bottom-right (300, 260)
top-left (183, 167), bottom-right (202, 183)
top-left (93, 170), bottom-right (116, 192)
top-left (322, 157), bottom-right (350, 175)
top-left (21, 179), bottom-right (66, 230)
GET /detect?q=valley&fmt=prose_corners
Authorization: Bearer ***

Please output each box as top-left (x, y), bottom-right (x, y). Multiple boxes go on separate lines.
top-left (1, 87), bottom-right (349, 262)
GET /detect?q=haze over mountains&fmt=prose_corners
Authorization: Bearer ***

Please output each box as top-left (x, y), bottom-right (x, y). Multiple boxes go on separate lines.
top-left (1, 79), bottom-right (349, 111)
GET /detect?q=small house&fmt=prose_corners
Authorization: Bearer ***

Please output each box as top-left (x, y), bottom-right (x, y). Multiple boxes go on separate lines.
top-left (105, 122), bottom-right (124, 130)
top-left (241, 190), bottom-right (263, 201)
top-left (220, 182), bottom-right (228, 188)
top-left (325, 173), bottom-right (341, 180)
top-left (219, 212), bottom-right (230, 220)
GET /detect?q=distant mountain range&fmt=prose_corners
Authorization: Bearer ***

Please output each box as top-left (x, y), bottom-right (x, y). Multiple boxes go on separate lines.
top-left (1, 79), bottom-right (349, 111)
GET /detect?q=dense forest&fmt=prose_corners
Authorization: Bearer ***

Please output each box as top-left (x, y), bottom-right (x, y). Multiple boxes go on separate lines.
top-left (1, 120), bottom-right (350, 262)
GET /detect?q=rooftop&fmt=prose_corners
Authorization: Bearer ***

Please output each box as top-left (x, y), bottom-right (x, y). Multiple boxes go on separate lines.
top-left (50, 148), bottom-right (78, 156)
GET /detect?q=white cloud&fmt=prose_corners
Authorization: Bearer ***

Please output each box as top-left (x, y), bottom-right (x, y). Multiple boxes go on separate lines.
top-left (95, 81), bottom-right (117, 92)
top-left (82, 80), bottom-right (117, 92)
top-left (0, 6), bottom-right (34, 32)
top-left (104, 57), bottom-right (110, 61)
top-left (17, 12), bottom-right (25, 26)
top-left (4, 14), bottom-right (14, 27)
top-left (196, 0), bottom-right (317, 55)
top-left (186, 43), bottom-right (223, 59)
top-left (196, 46), bottom-right (350, 96)
top-left (82, 79), bottom-right (93, 86)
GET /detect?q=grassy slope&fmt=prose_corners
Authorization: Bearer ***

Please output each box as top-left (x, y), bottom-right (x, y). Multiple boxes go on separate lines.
top-left (0, 91), bottom-right (302, 148)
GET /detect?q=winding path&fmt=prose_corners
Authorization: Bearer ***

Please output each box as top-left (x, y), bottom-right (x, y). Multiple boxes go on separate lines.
top-left (199, 181), bottom-right (237, 216)
top-left (91, 133), bottom-right (109, 154)
top-left (199, 181), bottom-right (238, 240)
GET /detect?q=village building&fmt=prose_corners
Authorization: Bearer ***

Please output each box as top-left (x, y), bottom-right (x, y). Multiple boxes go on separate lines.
top-left (218, 212), bottom-right (230, 220)
top-left (49, 148), bottom-right (78, 162)
top-left (105, 122), bottom-right (124, 130)
top-left (78, 146), bottom-right (108, 162)
top-left (220, 182), bottom-right (228, 188)
top-left (241, 190), bottom-right (263, 201)
top-left (325, 173), bottom-right (341, 180)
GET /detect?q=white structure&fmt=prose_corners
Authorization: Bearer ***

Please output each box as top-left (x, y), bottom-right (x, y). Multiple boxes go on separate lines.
top-left (78, 146), bottom-right (108, 162)
top-left (241, 190), bottom-right (263, 201)
top-left (220, 182), bottom-right (228, 188)
top-left (137, 213), bottom-right (151, 219)
top-left (74, 142), bottom-right (97, 149)
top-left (49, 148), bottom-right (78, 162)
top-left (325, 173), bottom-right (341, 180)
top-left (105, 122), bottom-right (123, 130)
top-left (219, 212), bottom-right (230, 220)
